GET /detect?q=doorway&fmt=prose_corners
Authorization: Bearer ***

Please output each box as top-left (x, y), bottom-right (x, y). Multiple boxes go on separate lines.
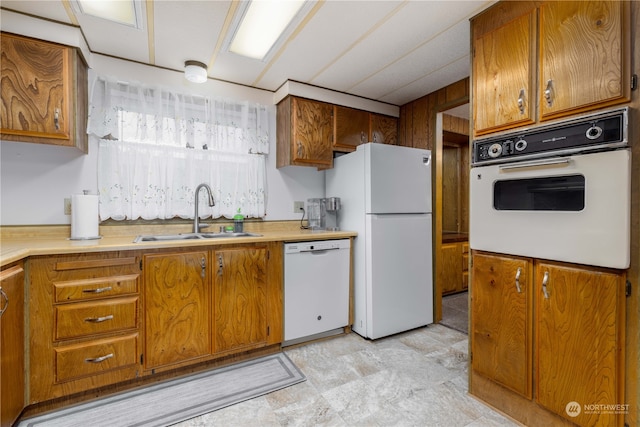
top-left (434, 104), bottom-right (469, 333)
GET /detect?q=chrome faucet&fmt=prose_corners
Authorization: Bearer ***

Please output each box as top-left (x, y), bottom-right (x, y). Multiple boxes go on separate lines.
top-left (193, 183), bottom-right (215, 233)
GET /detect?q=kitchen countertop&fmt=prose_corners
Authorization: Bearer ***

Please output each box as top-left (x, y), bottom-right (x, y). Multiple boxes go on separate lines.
top-left (442, 232), bottom-right (468, 244)
top-left (0, 223), bottom-right (357, 267)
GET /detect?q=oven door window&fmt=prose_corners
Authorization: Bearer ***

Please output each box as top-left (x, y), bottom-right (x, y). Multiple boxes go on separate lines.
top-left (494, 174), bottom-right (585, 211)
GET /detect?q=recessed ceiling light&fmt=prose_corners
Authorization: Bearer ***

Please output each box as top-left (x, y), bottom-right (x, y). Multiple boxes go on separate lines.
top-left (73, 0), bottom-right (143, 28)
top-left (229, 0), bottom-right (306, 60)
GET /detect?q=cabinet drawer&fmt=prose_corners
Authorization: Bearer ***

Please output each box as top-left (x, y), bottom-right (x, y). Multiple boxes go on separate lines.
top-left (462, 253), bottom-right (469, 272)
top-left (55, 297), bottom-right (138, 340)
top-left (55, 334), bottom-right (138, 382)
top-left (54, 274), bottom-right (139, 302)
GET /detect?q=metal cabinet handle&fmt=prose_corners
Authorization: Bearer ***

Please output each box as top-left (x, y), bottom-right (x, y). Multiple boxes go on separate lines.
top-left (544, 80), bottom-right (554, 107)
top-left (217, 255), bottom-right (223, 276)
top-left (82, 286), bottom-right (113, 294)
top-left (84, 314), bottom-right (114, 323)
top-left (0, 288), bottom-right (8, 316)
top-left (201, 257), bottom-right (206, 279)
top-left (85, 353), bottom-right (114, 363)
top-left (517, 89), bottom-right (526, 114)
top-left (515, 267), bottom-right (522, 293)
top-left (54, 108), bottom-right (60, 130)
top-left (296, 141), bottom-right (304, 158)
top-left (542, 271), bottom-right (550, 299)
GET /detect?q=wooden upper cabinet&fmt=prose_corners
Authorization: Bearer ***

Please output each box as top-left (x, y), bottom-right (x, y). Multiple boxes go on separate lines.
top-left (334, 105), bottom-right (369, 151)
top-left (471, 252), bottom-right (533, 399)
top-left (0, 33), bottom-right (88, 152)
top-left (471, 1), bottom-right (630, 136)
top-left (277, 96), bottom-right (334, 169)
top-left (539, 1), bottom-right (629, 120)
top-left (473, 11), bottom-right (536, 135)
top-left (535, 261), bottom-right (625, 427)
top-left (370, 113), bottom-right (398, 145)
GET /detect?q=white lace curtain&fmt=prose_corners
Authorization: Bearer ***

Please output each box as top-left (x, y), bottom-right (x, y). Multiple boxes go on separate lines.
top-left (87, 76), bottom-right (273, 221)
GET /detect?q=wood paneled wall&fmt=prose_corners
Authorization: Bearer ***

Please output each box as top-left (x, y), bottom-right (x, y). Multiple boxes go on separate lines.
top-left (398, 78), bottom-right (470, 323)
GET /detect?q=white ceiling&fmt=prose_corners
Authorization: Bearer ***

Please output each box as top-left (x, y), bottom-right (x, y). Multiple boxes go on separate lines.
top-left (1, 0), bottom-right (494, 107)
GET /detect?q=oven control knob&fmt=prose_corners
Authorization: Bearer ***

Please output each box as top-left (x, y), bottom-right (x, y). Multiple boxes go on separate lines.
top-left (488, 143), bottom-right (503, 158)
top-left (586, 125), bottom-right (603, 140)
top-left (515, 139), bottom-right (528, 151)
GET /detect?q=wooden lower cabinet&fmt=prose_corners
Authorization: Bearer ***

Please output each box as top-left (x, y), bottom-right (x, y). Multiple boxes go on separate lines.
top-left (441, 241), bottom-right (469, 295)
top-left (0, 262), bottom-right (25, 427)
top-left (25, 243), bottom-right (284, 411)
top-left (143, 243), bottom-right (283, 371)
top-left (28, 253), bottom-right (142, 403)
top-left (470, 251), bottom-right (626, 426)
top-left (471, 252), bottom-right (532, 399)
top-left (143, 250), bottom-right (211, 371)
top-left (535, 261), bottom-right (626, 426)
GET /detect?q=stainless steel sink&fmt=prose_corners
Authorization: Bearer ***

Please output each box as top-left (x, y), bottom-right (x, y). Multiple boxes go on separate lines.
top-left (133, 232), bottom-right (261, 243)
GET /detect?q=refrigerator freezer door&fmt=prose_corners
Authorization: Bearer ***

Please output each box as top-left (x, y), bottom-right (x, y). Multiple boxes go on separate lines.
top-left (364, 143), bottom-right (432, 214)
top-left (364, 213), bottom-right (433, 339)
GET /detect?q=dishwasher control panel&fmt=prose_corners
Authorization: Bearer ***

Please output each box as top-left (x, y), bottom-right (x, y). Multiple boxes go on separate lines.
top-left (285, 239), bottom-right (351, 254)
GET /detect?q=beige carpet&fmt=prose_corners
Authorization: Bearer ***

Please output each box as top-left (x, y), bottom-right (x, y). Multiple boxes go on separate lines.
top-left (19, 353), bottom-right (305, 427)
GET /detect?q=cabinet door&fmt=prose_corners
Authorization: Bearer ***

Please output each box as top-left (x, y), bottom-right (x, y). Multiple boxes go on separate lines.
top-left (440, 243), bottom-right (461, 295)
top-left (473, 11), bottom-right (536, 135)
top-left (1, 33), bottom-right (71, 141)
top-left (471, 252), bottom-right (532, 399)
top-left (0, 264), bottom-right (25, 427)
top-left (292, 97), bottom-right (333, 167)
top-left (334, 105), bottom-right (369, 151)
top-left (144, 251), bottom-right (211, 369)
top-left (535, 262), bottom-right (625, 426)
top-left (213, 246), bottom-right (268, 354)
top-left (539, 1), bottom-right (628, 120)
top-left (370, 113), bottom-right (398, 145)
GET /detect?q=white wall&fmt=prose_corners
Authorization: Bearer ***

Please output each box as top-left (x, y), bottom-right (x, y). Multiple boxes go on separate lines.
top-left (0, 53), bottom-right (325, 225)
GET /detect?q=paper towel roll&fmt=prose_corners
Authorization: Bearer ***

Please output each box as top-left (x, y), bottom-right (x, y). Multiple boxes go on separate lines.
top-left (71, 193), bottom-right (100, 240)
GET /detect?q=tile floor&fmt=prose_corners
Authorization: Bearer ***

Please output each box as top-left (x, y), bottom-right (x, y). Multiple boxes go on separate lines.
top-left (173, 323), bottom-right (518, 427)
top-left (440, 292), bottom-right (469, 335)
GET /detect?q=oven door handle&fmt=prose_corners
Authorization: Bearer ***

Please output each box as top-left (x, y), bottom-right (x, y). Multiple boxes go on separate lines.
top-left (498, 158), bottom-right (571, 172)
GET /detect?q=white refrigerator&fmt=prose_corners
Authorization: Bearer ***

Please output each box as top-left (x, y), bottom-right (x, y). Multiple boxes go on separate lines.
top-left (326, 143), bottom-right (433, 339)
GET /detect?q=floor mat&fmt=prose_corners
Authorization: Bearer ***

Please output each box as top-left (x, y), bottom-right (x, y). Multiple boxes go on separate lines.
top-left (19, 353), bottom-right (305, 427)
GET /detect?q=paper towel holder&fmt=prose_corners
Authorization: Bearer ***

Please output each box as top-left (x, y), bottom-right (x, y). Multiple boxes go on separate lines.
top-left (69, 190), bottom-right (102, 241)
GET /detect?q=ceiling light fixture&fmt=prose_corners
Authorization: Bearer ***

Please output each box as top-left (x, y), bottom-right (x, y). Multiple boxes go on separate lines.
top-left (184, 61), bottom-right (208, 83)
top-left (73, 0), bottom-right (142, 28)
top-left (229, 0), bottom-right (306, 60)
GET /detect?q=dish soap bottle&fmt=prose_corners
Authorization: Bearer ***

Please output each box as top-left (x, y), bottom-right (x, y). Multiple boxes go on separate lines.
top-left (233, 208), bottom-right (244, 232)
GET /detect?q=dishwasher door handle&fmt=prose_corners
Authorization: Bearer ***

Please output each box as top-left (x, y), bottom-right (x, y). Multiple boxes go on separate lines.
top-left (301, 248), bottom-right (340, 254)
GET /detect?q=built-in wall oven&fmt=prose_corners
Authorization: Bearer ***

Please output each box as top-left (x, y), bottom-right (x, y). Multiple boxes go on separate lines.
top-left (470, 107), bottom-right (630, 269)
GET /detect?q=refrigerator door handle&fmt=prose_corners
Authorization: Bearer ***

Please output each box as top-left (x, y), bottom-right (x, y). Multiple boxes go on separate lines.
top-left (422, 155), bottom-right (431, 166)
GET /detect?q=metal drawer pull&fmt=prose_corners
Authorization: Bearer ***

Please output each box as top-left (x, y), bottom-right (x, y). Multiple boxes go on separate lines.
top-left (84, 314), bottom-right (114, 323)
top-left (517, 89), bottom-right (526, 114)
top-left (82, 286), bottom-right (113, 294)
top-left (0, 288), bottom-right (8, 316)
top-left (544, 80), bottom-right (554, 107)
top-left (515, 267), bottom-right (522, 293)
top-left (85, 353), bottom-right (114, 363)
top-left (542, 271), bottom-right (550, 299)
top-left (499, 158), bottom-right (570, 171)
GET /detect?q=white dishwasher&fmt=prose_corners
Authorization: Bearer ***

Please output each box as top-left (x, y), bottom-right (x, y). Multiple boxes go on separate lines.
top-left (284, 239), bottom-right (351, 344)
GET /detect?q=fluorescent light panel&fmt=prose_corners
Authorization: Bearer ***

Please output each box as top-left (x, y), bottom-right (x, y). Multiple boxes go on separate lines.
top-left (75, 0), bottom-right (140, 28)
top-left (230, 0), bottom-right (305, 60)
